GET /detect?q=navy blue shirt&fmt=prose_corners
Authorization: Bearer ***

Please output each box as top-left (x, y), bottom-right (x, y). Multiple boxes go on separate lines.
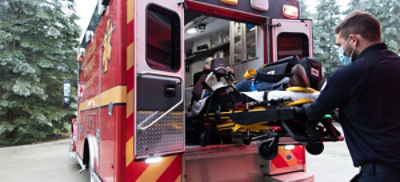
top-left (305, 43), bottom-right (400, 170)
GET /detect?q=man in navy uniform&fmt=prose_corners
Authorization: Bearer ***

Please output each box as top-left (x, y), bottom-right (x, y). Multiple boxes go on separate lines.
top-left (304, 11), bottom-right (400, 181)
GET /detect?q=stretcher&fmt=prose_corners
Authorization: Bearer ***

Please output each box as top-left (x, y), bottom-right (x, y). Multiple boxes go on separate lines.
top-left (186, 85), bottom-right (343, 160)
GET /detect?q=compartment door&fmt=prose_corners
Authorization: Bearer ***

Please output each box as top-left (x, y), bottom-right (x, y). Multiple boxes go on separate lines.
top-left (271, 19), bottom-right (313, 61)
top-left (134, 1), bottom-right (184, 159)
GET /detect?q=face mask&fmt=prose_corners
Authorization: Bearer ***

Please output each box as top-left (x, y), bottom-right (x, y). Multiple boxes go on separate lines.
top-left (338, 39), bottom-right (354, 65)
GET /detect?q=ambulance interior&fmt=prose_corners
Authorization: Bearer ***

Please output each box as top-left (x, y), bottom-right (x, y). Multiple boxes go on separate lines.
top-left (182, 10), bottom-right (315, 147)
top-left (184, 12), bottom-right (263, 110)
top-left (183, 12), bottom-right (311, 111)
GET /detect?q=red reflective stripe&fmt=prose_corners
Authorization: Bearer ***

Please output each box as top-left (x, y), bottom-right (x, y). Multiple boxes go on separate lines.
top-left (272, 153), bottom-right (289, 169)
top-left (127, 67), bottom-right (134, 91)
top-left (156, 155), bottom-right (182, 182)
top-left (291, 145), bottom-right (305, 165)
top-left (127, 21), bottom-right (134, 44)
top-left (127, 161), bottom-right (148, 182)
top-left (125, 114), bottom-right (134, 142)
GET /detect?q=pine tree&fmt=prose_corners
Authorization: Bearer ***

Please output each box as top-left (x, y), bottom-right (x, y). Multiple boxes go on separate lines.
top-left (346, 0), bottom-right (400, 53)
top-left (372, 0), bottom-right (400, 53)
top-left (345, 0), bottom-right (362, 14)
top-left (313, 0), bottom-right (342, 76)
top-left (0, 0), bottom-right (79, 144)
top-left (300, 0), bottom-right (312, 19)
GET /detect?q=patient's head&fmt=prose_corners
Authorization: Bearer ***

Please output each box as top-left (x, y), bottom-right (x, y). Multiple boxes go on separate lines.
top-left (290, 64), bottom-right (310, 88)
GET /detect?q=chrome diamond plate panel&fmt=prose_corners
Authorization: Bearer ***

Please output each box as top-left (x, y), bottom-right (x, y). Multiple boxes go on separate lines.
top-left (278, 137), bottom-right (299, 144)
top-left (135, 110), bottom-right (184, 158)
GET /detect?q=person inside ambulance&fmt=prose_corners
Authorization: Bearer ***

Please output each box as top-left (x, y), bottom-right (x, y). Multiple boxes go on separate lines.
top-left (204, 58), bottom-right (235, 91)
top-left (303, 10), bottom-right (400, 181)
top-left (234, 59), bottom-right (312, 92)
top-left (192, 57), bottom-right (212, 86)
top-left (188, 58), bottom-right (236, 116)
top-left (191, 58), bottom-right (234, 101)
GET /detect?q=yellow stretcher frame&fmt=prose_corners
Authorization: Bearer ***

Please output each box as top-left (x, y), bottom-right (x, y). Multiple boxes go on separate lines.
top-left (202, 87), bottom-right (319, 133)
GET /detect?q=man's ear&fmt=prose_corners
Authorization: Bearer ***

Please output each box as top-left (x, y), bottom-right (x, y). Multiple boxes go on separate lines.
top-left (349, 34), bottom-right (360, 48)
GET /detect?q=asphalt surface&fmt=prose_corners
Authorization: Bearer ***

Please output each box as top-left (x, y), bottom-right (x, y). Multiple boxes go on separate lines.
top-left (307, 140), bottom-right (359, 182)
top-left (0, 129), bottom-right (358, 182)
top-left (0, 139), bottom-right (86, 182)
top-left (307, 124), bottom-right (359, 182)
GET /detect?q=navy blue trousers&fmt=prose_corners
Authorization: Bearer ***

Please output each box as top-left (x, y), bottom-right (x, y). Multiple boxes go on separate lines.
top-left (350, 165), bottom-right (400, 182)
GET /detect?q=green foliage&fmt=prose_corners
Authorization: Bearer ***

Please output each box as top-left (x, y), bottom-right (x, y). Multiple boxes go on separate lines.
top-left (300, 0), bottom-right (312, 19)
top-left (346, 0), bottom-right (400, 53)
top-left (0, 0), bottom-right (79, 144)
top-left (312, 0), bottom-right (342, 76)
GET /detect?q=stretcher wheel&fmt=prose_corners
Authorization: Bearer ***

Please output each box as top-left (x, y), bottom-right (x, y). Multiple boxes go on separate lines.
top-left (222, 135), bottom-right (232, 144)
top-left (243, 138), bottom-right (251, 145)
top-left (258, 138), bottom-right (278, 160)
top-left (200, 131), bottom-right (211, 146)
top-left (199, 130), bottom-right (218, 146)
top-left (243, 130), bottom-right (251, 145)
top-left (306, 142), bottom-right (324, 155)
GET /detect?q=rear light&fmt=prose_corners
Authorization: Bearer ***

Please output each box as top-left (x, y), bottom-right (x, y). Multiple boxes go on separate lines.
top-left (282, 4), bottom-right (299, 19)
top-left (145, 156), bottom-right (162, 164)
top-left (284, 144), bottom-right (295, 150)
top-left (76, 55), bottom-right (83, 62)
top-left (220, 0), bottom-right (238, 5)
top-left (250, 0), bottom-right (269, 12)
top-left (77, 48), bottom-right (85, 62)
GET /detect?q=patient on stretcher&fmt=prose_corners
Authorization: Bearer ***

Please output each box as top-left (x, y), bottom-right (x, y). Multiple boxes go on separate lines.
top-left (186, 57), bottom-right (342, 159)
top-left (188, 56), bottom-right (323, 116)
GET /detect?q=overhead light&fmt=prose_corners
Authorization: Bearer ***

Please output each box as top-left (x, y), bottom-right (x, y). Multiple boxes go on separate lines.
top-left (197, 23), bottom-right (206, 32)
top-left (251, 0), bottom-right (269, 12)
top-left (282, 5), bottom-right (299, 19)
top-left (186, 28), bottom-right (198, 34)
top-left (145, 156), bottom-right (162, 164)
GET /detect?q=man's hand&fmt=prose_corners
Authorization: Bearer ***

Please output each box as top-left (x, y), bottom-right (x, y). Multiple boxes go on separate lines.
top-left (294, 106), bottom-right (308, 121)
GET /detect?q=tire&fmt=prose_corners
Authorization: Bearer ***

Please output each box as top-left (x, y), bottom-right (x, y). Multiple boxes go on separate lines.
top-left (243, 138), bottom-right (251, 145)
top-left (243, 130), bottom-right (251, 145)
top-left (306, 142), bottom-right (324, 155)
top-left (200, 131), bottom-right (211, 146)
top-left (88, 156), bottom-right (94, 182)
top-left (258, 138), bottom-right (278, 160)
top-left (222, 135), bottom-right (232, 144)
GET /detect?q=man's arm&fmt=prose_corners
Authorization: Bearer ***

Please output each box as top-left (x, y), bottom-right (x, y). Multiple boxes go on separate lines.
top-left (304, 70), bottom-right (348, 120)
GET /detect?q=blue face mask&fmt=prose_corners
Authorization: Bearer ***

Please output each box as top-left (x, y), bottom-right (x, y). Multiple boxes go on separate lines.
top-left (338, 39), bottom-right (354, 65)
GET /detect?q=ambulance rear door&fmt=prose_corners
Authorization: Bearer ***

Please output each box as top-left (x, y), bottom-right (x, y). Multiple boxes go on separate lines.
top-left (134, 1), bottom-right (185, 159)
top-left (270, 19), bottom-right (313, 61)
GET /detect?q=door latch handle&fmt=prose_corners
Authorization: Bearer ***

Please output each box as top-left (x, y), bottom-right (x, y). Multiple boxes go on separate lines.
top-left (165, 85), bottom-right (177, 97)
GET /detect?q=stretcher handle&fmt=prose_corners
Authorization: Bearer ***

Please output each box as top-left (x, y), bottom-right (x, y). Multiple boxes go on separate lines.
top-left (138, 99), bottom-right (183, 130)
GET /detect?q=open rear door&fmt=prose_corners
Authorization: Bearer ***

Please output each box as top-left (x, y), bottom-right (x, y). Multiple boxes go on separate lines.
top-left (270, 19), bottom-right (313, 61)
top-left (134, 1), bottom-right (185, 159)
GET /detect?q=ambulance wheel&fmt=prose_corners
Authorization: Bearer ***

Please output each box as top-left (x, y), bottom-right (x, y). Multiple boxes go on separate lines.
top-left (258, 139), bottom-right (278, 160)
top-left (306, 142), bottom-right (324, 155)
top-left (88, 155), bottom-right (94, 182)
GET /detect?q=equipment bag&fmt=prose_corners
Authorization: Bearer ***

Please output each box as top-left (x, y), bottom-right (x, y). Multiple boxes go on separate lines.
top-left (299, 57), bottom-right (323, 90)
top-left (255, 56), bottom-right (300, 82)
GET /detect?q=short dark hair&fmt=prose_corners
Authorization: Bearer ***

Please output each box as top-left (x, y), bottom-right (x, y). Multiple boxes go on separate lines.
top-left (334, 10), bottom-right (381, 42)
